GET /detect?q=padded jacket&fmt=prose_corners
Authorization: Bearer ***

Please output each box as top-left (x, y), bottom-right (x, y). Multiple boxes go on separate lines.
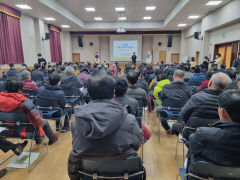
top-left (126, 85), bottom-right (148, 108)
top-left (180, 89), bottom-right (221, 127)
top-left (160, 81), bottom-right (192, 108)
top-left (31, 69), bottom-right (44, 82)
top-left (69, 99), bottom-right (142, 161)
top-left (6, 68), bottom-right (19, 77)
top-left (153, 79), bottom-right (170, 105)
top-left (61, 74), bottom-right (83, 96)
top-left (188, 121), bottom-right (240, 177)
top-left (188, 74), bottom-right (206, 87)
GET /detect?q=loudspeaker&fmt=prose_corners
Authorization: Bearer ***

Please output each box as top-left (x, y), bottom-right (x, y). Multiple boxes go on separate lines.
top-left (194, 32), bottom-right (199, 40)
top-left (78, 36), bottom-right (83, 47)
top-left (158, 42), bottom-right (162, 46)
top-left (167, 35), bottom-right (173, 48)
top-left (45, 33), bottom-right (50, 40)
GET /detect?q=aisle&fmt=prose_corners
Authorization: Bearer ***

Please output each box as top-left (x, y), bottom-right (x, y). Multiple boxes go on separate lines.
top-left (0, 112), bottom-right (181, 180)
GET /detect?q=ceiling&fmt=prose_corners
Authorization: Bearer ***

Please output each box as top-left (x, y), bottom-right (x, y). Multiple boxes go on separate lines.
top-left (0, 0), bottom-right (232, 31)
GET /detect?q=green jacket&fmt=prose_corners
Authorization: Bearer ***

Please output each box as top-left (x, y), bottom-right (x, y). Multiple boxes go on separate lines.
top-left (153, 79), bottom-right (171, 105)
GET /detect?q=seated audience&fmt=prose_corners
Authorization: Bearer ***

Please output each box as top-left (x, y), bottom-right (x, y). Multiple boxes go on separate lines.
top-left (218, 64), bottom-right (226, 72)
top-left (0, 136), bottom-right (28, 178)
top-left (149, 69), bottom-right (162, 91)
top-left (225, 68), bottom-right (238, 89)
top-left (61, 66), bottom-right (83, 96)
top-left (114, 77), bottom-right (139, 117)
top-left (59, 65), bottom-right (65, 77)
top-left (188, 67), bottom-right (205, 86)
top-left (184, 65), bottom-right (193, 80)
top-left (78, 68), bottom-right (90, 84)
top-left (0, 78), bottom-right (58, 144)
top-left (37, 74), bottom-right (71, 132)
top-left (198, 70), bottom-right (213, 92)
top-left (6, 62), bottom-right (18, 77)
top-left (135, 70), bottom-right (148, 94)
top-left (21, 70), bottom-right (38, 91)
top-left (159, 70), bottom-right (192, 132)
top-left (68, 75), bottom-right (142, 180)
top-left (172, 72), bottom-right (232, 135)
top-left (31, 63), bottom-right (44, 82)
top-left (232, 52), bottom-right (240, 71)
top-left (153, 74), bottom-right (170, 106)
top-left (188, 89), bottom-right (240, 179)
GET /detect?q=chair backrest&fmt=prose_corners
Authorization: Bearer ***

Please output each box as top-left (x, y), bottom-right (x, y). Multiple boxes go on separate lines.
top-left (160, 108), bottom-right (181, 120)
top-left (162, 99), bottom-right (186, 109)
top-left (0, 111), bottom-right (29, 125)
top-left (34, 98), bottom-right (60, 108)
top-left (79, 157), bottom-right (145, 180)
top-left (187, 117), bottom-right (219, 128)
top-left (22, 89), bottom-right (38, 96)
top-left (193, 161), bottom-right (240, 179)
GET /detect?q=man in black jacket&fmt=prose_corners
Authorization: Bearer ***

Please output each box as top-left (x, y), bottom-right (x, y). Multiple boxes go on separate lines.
top-left (159, 70), bottom-right (192, 132)
top-left (31, 63), bottom-right (44, 82)
top-left (171, 72), bottom-right (232, 135)
top-left (188, 89), bottom-right (240, 179)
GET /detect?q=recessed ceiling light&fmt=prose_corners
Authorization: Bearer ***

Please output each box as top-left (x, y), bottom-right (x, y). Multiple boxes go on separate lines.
top-left (145, 6), bottom-right (156, 11)
top-left (119, 17), bottom-right (127, 20)
top-left (85, 7), bottom-right (96, 12)
top-left (188, 15), bottom-right (200, 19)
top-left (115, 7), bottom-right (125, 12)
top-left (143, 16), bottom-right (151, 20)
top-left (206, 1), bottom-right (223, 6)
top-left (44, 17), bottom-right (56, 21)
top-left (94, 17), bottom-right (103, 21)
top-left (15, 4), bottom-right (32, 9)
top-left (178, 24), bottom-right (187, 27)
top-left (61, 25), bottom-right (70, 28)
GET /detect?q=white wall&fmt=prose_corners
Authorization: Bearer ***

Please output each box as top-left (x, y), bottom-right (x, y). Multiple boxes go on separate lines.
top-left (99, 36), bottom-right (110, 62)
top-left (61, 31), bottom-right (72, 62)
top-left (142, 36), bottom-right (153, 62)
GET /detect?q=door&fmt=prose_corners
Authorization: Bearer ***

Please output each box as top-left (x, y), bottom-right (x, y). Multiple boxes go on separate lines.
top-left (218, 46), bottom-right (225, 65)
top-left (195, 51), bottom-right (200, 65)
top-left (171, 53), bottom-right (180, 63)
top-left (159, 50), bottom-right (166, 63)
top-left (225, 45), bottom-right (232, 68)
top-left (72, 53), bottom-right (80, 63)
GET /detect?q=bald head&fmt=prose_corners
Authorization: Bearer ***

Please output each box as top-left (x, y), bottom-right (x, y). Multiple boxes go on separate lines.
top-left (209, 72), bottom-right (232, 91)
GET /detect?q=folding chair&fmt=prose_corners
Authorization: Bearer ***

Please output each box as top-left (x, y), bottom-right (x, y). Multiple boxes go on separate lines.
top-left (78, 157), bottom-right (146, 180)
top-left (22, 90), bottom-right (38, 102)
top-left (184, 161), bottom-right (240, 180)
top-left (0, 111), bottom-right (48, 172)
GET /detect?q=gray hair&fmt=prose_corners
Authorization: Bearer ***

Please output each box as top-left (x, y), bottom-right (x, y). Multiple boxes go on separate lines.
top-left (65, 66), bottom-right (75, 75)
top-left (174, 70), bottom-right (185, 78)
top-left (210, 72), bottom-right (232, 91)
top-left (21, 70), bottom-right (31, 79)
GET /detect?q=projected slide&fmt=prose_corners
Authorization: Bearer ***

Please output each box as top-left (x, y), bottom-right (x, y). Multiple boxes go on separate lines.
top-left (113, 40), bottom-right (138, 60)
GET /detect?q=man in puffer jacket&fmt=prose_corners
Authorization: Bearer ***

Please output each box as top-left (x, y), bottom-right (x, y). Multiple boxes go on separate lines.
top-left (172, 73), bottom-right (232, 136)
top-left (68, 75), bottom-right (142, 180)
top-left (188, 67), bottom-right (206, 87)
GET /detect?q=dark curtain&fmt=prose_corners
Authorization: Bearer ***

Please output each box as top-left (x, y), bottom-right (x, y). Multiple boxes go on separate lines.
top-left (49, 25), bottom-right (62, 62)
top-left (0, 4), bottom-right (24, 64)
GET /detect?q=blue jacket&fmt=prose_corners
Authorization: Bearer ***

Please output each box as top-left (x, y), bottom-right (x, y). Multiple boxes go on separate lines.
top-left (6, 68), bottom-right (19, 77)
top-left (37, 85), bottom-right (66, 109)
top-left (61, 75), bottom-right (83, 96)
top-left (188, 74), bottom-right (206, 86)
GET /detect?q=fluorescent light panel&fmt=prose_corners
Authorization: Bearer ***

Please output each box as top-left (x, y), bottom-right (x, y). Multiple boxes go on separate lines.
top-left (44, 17), bottom-right (56, 21)
top-left (188, 15), bottom-right (200, 19)
top-left (119, 17), bottom-right (127, 20)
top-left (94, 17), bottom-right (102, 21)
top-left (143, 16), bottom-right (151, 20)
top-left (61, 25), bottom-right (70, 28)
top-left (15, 4), bottom-right (32, 9)
top-left (145, 6), bottom-right (156, 11)
top-left (115, 7), bottom-right (125, 12)
top-left (85, 7), bottom-right (95, 11)
top-left (178, 23), bottom-right (187, 27)
top-left (206, 1), bottom-right (223, 6)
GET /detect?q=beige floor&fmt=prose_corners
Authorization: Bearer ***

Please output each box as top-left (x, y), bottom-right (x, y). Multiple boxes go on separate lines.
top-left (0, 111), bottom-right (183, 180)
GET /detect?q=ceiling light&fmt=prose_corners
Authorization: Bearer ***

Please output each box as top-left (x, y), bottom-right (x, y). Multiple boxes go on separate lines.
top-left (15, 4), bottom-right (32, 9)
top-left (119, 17), bottom-right (127, 20)
top-left (94, 17), bottom-right (103, 21)
top-left (85, 7), bottom-right (96, 12)
top-left (188, 15), bottom-right (200, 19)
top-left (143, 16), bottom-right (151, 20)
top-left (115, 7), bottom-right (125, 12)
top-left (178, 24), bottom-right (187, 27)
top-left (44, 17), bottom-right (56, 21)
top-left (145, 6), bottom-right (156, 11)
top-left (61, 25), bottom-right (70, 28)
top-left (206, 1), bottom-right (223, 6)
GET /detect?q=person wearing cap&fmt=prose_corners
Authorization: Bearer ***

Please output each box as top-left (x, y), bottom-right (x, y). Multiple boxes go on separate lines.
top-left (21, 70), bottom-right (38, 91)
top-left (187, 89), bottom-right (240, 179)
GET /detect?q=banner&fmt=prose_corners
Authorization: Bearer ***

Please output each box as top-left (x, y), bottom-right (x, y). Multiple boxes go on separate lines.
top-left (146, 49), bottom-right (152, 64)
top-left (94, 50), bottom-right (101, 64)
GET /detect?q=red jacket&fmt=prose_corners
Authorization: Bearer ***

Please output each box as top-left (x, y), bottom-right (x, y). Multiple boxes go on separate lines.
top-left (23, 79), bottom-right (38, 91)
top-left (199, 80), bottom-right (209, 92)
top-left (0, 92), bottom-right (44, 138)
